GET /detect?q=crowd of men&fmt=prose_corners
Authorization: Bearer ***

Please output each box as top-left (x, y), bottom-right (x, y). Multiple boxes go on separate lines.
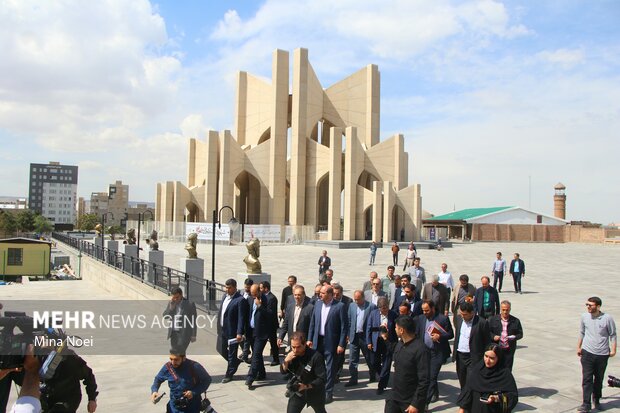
top-left (212, 249), bottom-right (536, 412)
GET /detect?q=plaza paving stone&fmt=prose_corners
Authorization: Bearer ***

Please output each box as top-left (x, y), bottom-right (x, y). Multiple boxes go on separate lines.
top-left (4, 240), bottom-right (620, 412)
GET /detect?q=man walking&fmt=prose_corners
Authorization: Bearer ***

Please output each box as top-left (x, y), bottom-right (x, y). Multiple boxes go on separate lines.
top-left (577, 296), bottom-right (616, 412)
top-left (245, 284), bottom-right (271, 389)
top-left (369, 241), bottom-right (378, 265)
top-left (491, 252), bottom-right (506, 292)
top-left (488, 300), bottom-right (523, 370)
top-left (345, 290), bottom-right (376, 387)
top-left (259, 281), bottom-right (281, 366)
top-left (509, 253), bottom-right (525, 294)
top-left (391, 242), bottom-right (400, 266)
top-left (307, 285), bottom-right (347, 404)
top-left (163, 287), bottom-right (197, 355)
top-left (217, 279), bottom-right (248, 383)
top-left (317, 250), bottom-right (331, 281)
top-left (474, 276), bottom-right (500, 320)
top-left (452, 302), bottom-right (488, 390)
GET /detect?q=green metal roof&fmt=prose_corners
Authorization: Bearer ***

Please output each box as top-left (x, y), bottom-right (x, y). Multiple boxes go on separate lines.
top-left (426, 207), bottom-right (514, 221)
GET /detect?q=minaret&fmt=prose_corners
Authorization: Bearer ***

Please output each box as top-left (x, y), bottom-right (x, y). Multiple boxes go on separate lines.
top-left (553, 183), bottom-right (566, 219)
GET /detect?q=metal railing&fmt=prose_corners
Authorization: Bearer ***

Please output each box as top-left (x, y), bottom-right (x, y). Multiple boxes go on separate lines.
top-left (52, 232), bottom-right (227, 313)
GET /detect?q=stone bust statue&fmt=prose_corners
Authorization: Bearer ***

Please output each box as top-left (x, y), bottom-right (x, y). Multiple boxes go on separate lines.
top-left (94, 223), bottom-right (103, 236)
top-left (243, 237), bottom-right (262, 274)
top-left (146, 230), bottom-right (159, 251)
top-left (126, 228), bottom-right (137, 245)
top-left (185, 232), bottom-right (198, 259)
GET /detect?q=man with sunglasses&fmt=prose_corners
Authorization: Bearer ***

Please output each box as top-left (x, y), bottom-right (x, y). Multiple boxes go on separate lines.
top-left (577, 296), bottom-right (616, 412)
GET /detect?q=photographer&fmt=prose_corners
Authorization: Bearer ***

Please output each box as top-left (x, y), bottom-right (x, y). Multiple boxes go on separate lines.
top-left (151, 349), bottom-right (211, 413)
top-left (40, 347), bottom-right (98, 413)
top-left (280, 332), bottom-right (326, 413)
top-left (7, 345), bottom-right (41, 413)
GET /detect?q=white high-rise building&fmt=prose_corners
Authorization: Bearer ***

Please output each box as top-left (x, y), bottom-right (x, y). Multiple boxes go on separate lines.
top-left (28, 161), bottom-right (78, 225)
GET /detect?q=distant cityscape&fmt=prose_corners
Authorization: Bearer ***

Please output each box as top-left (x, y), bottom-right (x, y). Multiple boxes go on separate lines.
top-left (0, 161), bottom-right (154, 231)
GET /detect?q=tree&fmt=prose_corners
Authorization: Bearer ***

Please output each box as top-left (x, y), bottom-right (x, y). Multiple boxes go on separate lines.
top-left (77, 213), bottom-right (99, 231)
top-left (0, 211), bottom-right (17, 237)
top-left (107, 225), bottom-right (123, 240)
top-left (16, 210), bottom-right (36, 233)
top-left (33, 215), bottom-right (54, 234)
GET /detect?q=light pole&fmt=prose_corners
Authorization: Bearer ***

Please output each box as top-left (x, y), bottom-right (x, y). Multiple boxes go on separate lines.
top-left (210, 206), bottom-right (239, 305)
top-left (136, 209), bottom-right (154, 261)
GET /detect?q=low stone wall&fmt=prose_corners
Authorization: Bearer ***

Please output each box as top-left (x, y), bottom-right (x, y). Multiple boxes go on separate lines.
top-left (471, 224), bottom-right (565, 242)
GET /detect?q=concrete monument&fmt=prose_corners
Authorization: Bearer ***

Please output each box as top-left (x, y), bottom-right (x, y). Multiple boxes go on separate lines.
top-left (156, 48), bottom-right (422, 241)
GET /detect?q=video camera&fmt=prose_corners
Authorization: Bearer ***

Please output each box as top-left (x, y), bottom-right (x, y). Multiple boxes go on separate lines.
top-left (0, 311), bottom-right (67, 379)
top-left (172, 396), bottom-right (217, 413)
top-left (285, 362), bottom-right (313, 398)
top-left (608, 375), bottom-right (620, 388)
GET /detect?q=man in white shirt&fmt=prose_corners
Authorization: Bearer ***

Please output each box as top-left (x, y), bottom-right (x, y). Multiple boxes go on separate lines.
top-left (437, 263), bottom-right (454, 300)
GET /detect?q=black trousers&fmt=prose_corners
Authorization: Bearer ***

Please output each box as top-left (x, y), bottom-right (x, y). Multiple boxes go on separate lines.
top-left (170, 330), bottom-right (191, 354)
top-left (455, 351), bottom-right (471, 390)
top-left (385, 399), bottom-right (418, 413)
top-left (287, 394), bottom-right (327, 413)
top-left (268, 326), bottom-right (280, 362)
top-left (493, 270), bottom-right (504, 291)
top-left (427, 348), bottom-right (444, 399)
top-left (581, 349), bottom-right (609, 405)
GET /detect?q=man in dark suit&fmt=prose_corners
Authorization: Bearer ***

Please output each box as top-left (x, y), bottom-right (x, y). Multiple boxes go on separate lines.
top-left (245, 284), bottom-right (272, 389)
top-left (310, 283), bottom-right (322, 305)
top-left (366, 296), bottom-right (398, 394)
top-left (488, 300), bottom-right (523, 370)
top-left (416, 300), bottom-right (454, 407)
top-left (393, 284), bottom-right (423, 317)
top-left (317, 250), bottom-right (331, 281)
top-left (260, 281), bottom-right (280, 365)
top-left (217, 278), bottom-right (248, 383)
top-left (163, 287), bottom-right (197, 354)
top-left (240, 278), bottom-right (254, 363)
top-left (509, 253), bottom-right (526, 294)
top-left (332, 282), bottom-right (352, 381)
top-left (278, 285), bottom-right (314, 348)
top-left (345, 290), bottom-right (376, 387)
top-left (280, 275), bottom-right (297, 318)
top-left (307, 285), bottom-right (347, 404)
top-left (422, 275), bottom-right (450, 316)
top-left (474, 276), bottom-right (501, 319)
top-left (364, 278), bottom-right (386, 306)
top-left (452, 301), bottom-right (489, 390)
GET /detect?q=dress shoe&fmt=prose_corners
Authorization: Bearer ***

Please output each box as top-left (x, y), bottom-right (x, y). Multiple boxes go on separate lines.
top-left (325, 393), bottom-right (334, 404)
top-left (593, 399), bottom-right (603, 410)
top-left (344, 380), bottom-right (358, 387)
top-left (368, 376), bottom-right (377, 383)
top-left (270, 360), bottom-right (280, 366)
top-left (376, 387), bottom-right (385, 395)
top-left (245, 378), bottom-right (253, 386)
top-left (242, 357), bottom-right (251, 364)
top-left (577, 403), bottom-right (591, 413)
top-left (221, 376), bottom-right (233, 384)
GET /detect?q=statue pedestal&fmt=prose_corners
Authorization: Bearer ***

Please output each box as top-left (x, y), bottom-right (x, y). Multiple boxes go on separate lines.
top-left (180, 258), bottom-right (205, 304)
top-left (147, 250), bottom-right (164, 284)
top-left (94, 237), bottom-right (104, 260)
top-left (106, 240), bottom-right (118, 265)
top-left (237, 272), bottom-right (271, 287)
top-left (122, 245), bottom-right (139, 276)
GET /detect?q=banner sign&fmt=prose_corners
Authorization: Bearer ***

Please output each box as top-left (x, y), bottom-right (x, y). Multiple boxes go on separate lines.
top-left (186, 222), bottom-right (230, 241)
top-left (243, 224), bottom-right (281, 242)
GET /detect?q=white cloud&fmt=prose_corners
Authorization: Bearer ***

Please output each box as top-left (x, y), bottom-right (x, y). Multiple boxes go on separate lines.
top-left (537, 48), bottom-right (585, 68)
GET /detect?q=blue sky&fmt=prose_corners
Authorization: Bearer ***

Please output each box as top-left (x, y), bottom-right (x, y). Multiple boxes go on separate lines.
top-left (0, 0), bottom-right (618, 224)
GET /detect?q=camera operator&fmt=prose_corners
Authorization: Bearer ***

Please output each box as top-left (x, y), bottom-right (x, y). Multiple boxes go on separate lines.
top-left (280, 331), bottom-right (327, 413)
top-left (151, 349), bottom-right (212, 413)
top-left (39, 345), bottom-right (98, 413)
top-left (7, 344), bottom-right (41, 413)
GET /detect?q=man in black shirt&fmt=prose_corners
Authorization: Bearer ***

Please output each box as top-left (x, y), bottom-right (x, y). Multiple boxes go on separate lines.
top-left (385, 316), bottom-right (429, 413)
top-left (281, 331), bottom-right (327, 413)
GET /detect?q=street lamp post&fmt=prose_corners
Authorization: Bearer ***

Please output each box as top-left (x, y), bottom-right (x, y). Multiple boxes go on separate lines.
top-left (100, 212), bottom-right (114, 261)
top-left (136, 209), bottom-right (154, 261)
top-left (210, 206), bottom-right (239, 306)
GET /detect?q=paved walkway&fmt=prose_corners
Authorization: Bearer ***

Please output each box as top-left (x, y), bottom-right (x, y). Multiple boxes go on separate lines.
top-left (4, 241), bottom-right (620, 412)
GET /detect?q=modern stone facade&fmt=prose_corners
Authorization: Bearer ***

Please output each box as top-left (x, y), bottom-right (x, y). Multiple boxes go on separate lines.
top-left (156, 48), bottom-right (422, 241)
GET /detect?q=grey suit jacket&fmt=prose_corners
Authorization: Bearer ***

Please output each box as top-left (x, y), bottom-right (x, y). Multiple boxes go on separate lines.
top-left (364, 289), bottom-right (386, 305)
